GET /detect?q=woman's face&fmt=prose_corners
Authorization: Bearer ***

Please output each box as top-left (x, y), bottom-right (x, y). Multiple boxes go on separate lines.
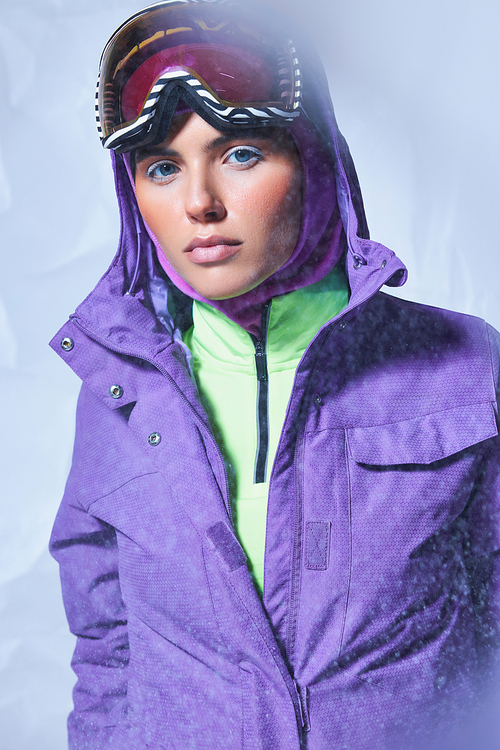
top-left (134, 112), bottom-right (302, 300)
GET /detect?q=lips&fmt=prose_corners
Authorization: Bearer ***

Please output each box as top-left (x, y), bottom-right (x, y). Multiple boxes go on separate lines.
top-left (184, 235), bottom-right (242, 264)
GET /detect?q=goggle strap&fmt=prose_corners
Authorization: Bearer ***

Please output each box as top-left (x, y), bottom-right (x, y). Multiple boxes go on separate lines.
top-left (102, 75), bottom-right (301, 151)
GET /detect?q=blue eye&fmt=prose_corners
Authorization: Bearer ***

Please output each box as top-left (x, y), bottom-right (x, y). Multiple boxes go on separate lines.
top-left (226, 147), bottom-right (261, 164)
top-left (147, 161), bottom-right (177, 181)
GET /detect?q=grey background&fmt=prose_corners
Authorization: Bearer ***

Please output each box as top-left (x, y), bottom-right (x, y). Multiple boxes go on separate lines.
top-left (0, 0), bottom-right (499, 747)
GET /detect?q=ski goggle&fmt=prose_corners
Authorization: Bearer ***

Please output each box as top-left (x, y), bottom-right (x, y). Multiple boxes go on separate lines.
top-left (96, 0), bottom-right (302, 152)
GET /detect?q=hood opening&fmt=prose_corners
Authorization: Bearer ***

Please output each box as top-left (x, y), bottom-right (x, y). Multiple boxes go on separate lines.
top-left (93, 0), bottom-right (407, 344)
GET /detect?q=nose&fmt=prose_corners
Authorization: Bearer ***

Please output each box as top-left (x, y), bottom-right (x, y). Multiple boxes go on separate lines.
top-left (184, 170), bottom-right (226, 224)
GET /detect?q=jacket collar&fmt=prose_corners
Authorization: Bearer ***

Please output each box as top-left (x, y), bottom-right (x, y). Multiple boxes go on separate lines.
top-left (187, 264), bottom-right (350, 373)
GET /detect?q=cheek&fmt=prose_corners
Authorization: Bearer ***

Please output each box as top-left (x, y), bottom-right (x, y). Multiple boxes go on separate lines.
top-left (237, 169), bottom-right (302, 241)
top-left (135, 185), bottom-right (182, 248)
top-left (135, 184), bottom-right (160, 233)
top-left (264, 171), bottom-right (302, 249)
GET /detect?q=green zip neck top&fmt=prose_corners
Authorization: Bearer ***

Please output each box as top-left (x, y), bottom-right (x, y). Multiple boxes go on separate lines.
top-left (184, 265), bottom-right (349, 592)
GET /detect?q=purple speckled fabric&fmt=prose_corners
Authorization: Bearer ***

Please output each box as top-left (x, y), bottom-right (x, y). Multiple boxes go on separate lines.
top-left (49, 2), bottom-right (500, 748)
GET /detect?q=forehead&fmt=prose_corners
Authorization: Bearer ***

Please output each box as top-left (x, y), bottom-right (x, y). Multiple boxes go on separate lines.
top-left (133, 112), bottom-right (298, 163)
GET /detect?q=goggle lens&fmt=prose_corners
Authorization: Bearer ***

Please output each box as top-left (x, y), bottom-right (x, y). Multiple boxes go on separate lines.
top-left (97, 1), bottom-right (301, 149)
top-left (120, 44), bottom-right (279, 123)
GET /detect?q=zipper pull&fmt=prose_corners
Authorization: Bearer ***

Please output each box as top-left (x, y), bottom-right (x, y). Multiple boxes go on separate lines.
top-left (254, 341), bottom-right (268, 382)
top-left (253, 301), bottom-right (271, 382)
top-left (294, 681), bottom-right (311, 732)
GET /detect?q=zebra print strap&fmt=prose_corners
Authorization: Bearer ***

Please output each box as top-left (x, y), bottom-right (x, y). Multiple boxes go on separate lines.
top-left (99, 66), bottom-right (301, 151)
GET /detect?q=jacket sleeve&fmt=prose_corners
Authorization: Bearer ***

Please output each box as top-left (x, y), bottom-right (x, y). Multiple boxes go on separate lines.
top-left (464, 441), bottom-right (500, 687)
top-left (464, 323), bottom-right (500, 689)
top-left (50, 389), bottom-right (129, 750)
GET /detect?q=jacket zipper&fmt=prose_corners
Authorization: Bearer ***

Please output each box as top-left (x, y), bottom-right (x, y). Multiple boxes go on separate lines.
top-left (249, 302), bottom-right (312, 736)
top-left (286, 320), bottom-right (344, 676)
top-left (249, 301), bottom-right (272, 484)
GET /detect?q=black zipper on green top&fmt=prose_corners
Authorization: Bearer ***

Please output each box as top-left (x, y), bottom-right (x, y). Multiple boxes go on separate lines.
top-left (249, 301), bottom-right (272, 484)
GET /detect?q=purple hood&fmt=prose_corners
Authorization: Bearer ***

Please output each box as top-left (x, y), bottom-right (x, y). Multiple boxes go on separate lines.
top-left (100, 1), bottom-right (407, 341)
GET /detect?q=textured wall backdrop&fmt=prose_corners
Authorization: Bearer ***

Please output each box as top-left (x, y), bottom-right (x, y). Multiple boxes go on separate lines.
top-left (0, 0), bottom-right (498, 747)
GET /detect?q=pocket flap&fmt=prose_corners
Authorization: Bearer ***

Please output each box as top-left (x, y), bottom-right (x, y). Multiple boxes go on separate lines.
top-left (347, 402), bottom-right (498, 465)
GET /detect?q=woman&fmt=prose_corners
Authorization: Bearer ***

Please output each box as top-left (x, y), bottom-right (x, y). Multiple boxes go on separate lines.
top-left (49, 1), bottom-right (500, 748)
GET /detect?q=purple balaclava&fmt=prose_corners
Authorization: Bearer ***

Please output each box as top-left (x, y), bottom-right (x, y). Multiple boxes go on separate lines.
top-left (126, 110), bottom-right (346, 337)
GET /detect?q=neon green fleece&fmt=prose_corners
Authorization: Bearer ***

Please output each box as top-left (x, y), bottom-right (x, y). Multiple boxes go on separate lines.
top-left (184, 265), bottom-right (349, 592)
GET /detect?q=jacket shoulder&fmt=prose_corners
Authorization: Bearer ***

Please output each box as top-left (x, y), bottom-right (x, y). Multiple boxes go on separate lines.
top-left (374, 290), bottom-right (492, 329)
top-left (315, 292), bottom-right (500, 433)
top-left (373, 292), bottom-right (500, 392)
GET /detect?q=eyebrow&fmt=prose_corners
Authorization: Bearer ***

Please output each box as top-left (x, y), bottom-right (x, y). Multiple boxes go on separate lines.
top-left (203, 130), bottom-right (275, 152)
top-left (135, 145), bottom-right (180, 163)
top-left (134, 128), bottom-right (278, 164)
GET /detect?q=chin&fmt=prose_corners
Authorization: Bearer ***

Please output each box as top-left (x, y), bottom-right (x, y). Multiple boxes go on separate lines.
top-left (193, 281), bottom-right (254, 301)
top-left (201, 291), bottom-right (246, 301)
top-left (201, 284), bottom-right (260, 301)
top-left (196, 273), bottom-right (270, 301)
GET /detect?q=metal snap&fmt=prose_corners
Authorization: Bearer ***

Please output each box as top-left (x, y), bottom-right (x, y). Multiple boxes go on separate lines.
top-left (314, 395), bottom-right (322, 405)
top-left (352, 254), bottom-right (366, 270)
top-left (381, 260), bottom-right (387, 269)
top-left (61, 337), bottom-right (74, 351)
top-left (148, 432), bottom-right (161, 446)
top-left (109, 385), bottom-right (124, 399)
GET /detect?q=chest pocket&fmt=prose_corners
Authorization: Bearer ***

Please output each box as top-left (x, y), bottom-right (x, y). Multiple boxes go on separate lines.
top-left (342, 400), bottom-right (499, 572)
top-left (301, 401), bottom-right (498, 575)
top-left (343, 400), bottom-right (498, 538)
top-left (346, 401), bottom-right (497, 466)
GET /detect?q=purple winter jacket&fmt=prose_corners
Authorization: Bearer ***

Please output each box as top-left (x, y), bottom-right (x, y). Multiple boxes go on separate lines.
top-left (50, 14), bottom-right (500, 750)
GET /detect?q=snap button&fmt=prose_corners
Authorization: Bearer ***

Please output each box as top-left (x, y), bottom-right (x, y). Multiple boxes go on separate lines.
top-left (338, 321), bottom-right (346, 331)
top-left (61, 337), bottom-right (74, 351)
top-left (381, 260), bottom-right (387, 269)
top-left (314, 394), bottom-right (322, 405)
top-left (109, 385), bottom-right (124, 399)
top-left (148, 432), bottom-right (161, 446)
top-left (352, 254), bottom-right (367, 270)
